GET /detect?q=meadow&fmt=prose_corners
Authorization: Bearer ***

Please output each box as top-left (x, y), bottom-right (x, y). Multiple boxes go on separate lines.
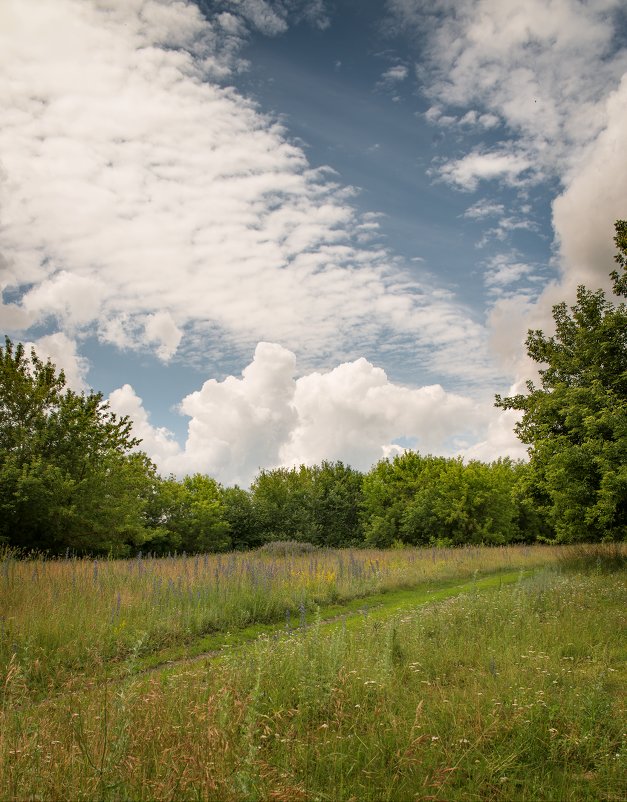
top-left (1, 544), bottom-right (625, 800)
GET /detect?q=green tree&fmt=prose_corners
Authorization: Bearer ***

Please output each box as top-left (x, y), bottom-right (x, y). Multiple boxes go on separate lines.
top-left (151, 474), bottom-right (231, 553)
top-left (0, 338), bottom-right (157, 553)
top-left (611, 219), bottom-right (627, 297)
top-left (495, 221), bottom-right (627, 542)
top-left (221, 485), bottom-right (263, 551)
top-left (400, 458), bottom-right (523, 546)
top-left (308, 461), bottom-right (364, 547)
top-left (250, 466), bottom-right (315, 542)
top-left (360, 452), bottom-right (444, 547)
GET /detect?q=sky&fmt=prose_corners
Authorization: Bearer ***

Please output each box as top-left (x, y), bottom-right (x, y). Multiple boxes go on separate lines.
top-left (1, 0), bottom-right (626, 486)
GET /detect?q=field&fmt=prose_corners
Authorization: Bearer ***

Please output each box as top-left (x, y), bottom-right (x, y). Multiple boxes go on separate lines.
top-left (1, 544), bottom-right (625, 800)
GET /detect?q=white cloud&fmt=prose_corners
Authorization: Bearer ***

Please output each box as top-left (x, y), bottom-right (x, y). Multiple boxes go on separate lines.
top-left (551, 74), bottom-right (627, 295)
top-left (281, 357), bottom-right (488, 469)
top-left (108, 383), bottom-right (181, 463)
top-left (111, 342), bottom-right (520, 486)
top-left (424, 105), bottom-right (457, 126)
top-left (143, 311), bottom-right (183, 362)
top-left (457, 110), bottom-right (500, 129)
top-left (0, 0), bottom-right (495, 385)
top-left (381, 64), bottom-right (409, 82)
top-left (438, 150), bottom-right (533, 191)
top-left (27, 332), bottom-right (90, 392)
top-left (463, 199), bottom-right (505, 219)
top-left (393, 0), bottom-right (627, 175)
top-left (483, 255), bottom-right (534, 290)
top-left (224, 0), bottom-right (288, 36)
top-left (460, 406), bottom-right (527, 463)
top-left (389, 0), bottom-right (627, 384)
top-left (21, 272), bottom-right (104, 329)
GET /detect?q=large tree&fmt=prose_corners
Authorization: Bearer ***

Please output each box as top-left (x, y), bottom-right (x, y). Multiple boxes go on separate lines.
top-left (0, 338), bottom-right (157, 554)
top-left (495, 222), bottom-right (627, 542)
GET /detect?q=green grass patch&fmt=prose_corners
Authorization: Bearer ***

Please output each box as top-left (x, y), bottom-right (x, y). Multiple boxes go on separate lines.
top-left (135, 568), bottom-right (533, 674)
top-left (2, 566), bottom-right (624, 801)
top-left (1, 544), bottom-right (566, 697)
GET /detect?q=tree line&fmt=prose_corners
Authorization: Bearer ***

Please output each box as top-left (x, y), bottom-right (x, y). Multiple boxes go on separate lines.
top-left (1, 221), bottom-right (625, 555)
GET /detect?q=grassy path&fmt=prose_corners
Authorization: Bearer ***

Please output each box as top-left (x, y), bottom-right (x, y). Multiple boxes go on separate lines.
top-left (4, 557), bottom-right (624, 801)
top-left (134, 567), bottom-right (532, 675)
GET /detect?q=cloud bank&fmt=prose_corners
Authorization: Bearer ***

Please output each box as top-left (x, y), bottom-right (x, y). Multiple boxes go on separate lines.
top-left (107, 342), bottom-right (524, 486)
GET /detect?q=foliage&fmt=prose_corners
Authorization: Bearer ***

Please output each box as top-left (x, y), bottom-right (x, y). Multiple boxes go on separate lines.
top-left (0, 338), bottom-right (157, 554)
top-left (496, 221), bottom-right (627, 542)
top-left (610, 218), bottom-right (627, 296)
top-left (221, 485), bottom-right (263, 551)
top-left (249, 461), bottom-right (363, 547)
top-left (250, 465), bottom-right (314, 542)
top-left (361, 451), bottom-right (527, 546)
top-left (149, 474), bottom-right (231, 553)
top-left (308, 460), bottom-right (364, 546)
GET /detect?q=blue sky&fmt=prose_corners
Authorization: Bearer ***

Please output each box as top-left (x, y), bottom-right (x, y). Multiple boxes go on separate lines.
top-left (1, 0), bottom-right (626, 485)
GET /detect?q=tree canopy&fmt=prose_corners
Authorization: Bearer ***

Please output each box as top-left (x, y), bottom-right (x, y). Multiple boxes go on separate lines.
top-left (0, 338), bottom-right (158, 554)
top-left (495, 221), bottom-right (627, 542)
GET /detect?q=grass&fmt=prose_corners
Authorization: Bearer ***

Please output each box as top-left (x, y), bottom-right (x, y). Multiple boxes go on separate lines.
top-left (0, 544), bottom-right (625, 800)
top-left (1, 544), bottom-right (561, 695)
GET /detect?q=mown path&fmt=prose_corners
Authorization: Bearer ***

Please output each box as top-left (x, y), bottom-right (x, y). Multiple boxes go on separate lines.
top-left (135, 568), bottom-right (534, 678)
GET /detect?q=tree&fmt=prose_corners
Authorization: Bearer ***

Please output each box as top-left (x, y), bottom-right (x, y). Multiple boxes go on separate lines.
top-left (151, 474), bottom-right (231, 553)
top-left (0, 338), bottom-right (157, 554)
top-left (308, 461), bottom-right (364, 547)
top-left (250, 466), bottom-right (315, 542)
top-left (611, 219), bottom-right (627, 297)
top-left (361, 451), bottom-right (525, 547)
top-left (400, 458), bottom-right (523, 546)
top-left (221, 485), bottom-right (262, 550)
top-left (495, 222), bottom-right (627, 542)
top-left (360, 452), bottom-right (429, 547)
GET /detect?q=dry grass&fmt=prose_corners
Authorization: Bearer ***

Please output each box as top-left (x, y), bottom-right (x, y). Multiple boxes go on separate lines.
top-left (1, 559), bottom-right (624, 801)
top-left (1, 544), bottom-right (565, 694)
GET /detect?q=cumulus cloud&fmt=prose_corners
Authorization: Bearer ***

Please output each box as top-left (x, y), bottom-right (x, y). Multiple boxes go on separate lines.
top-left (27, 332), bottom-right (90, 392)
top-left (551, 74), bottom-right (627, 295)
top-left (143, 311), bottom-right (183, 362)
top-left (460, 406), bottom-right (527, 463)
top-left (109, 342), bottom-right (519, 486)
top-left (0, 0), bottom-right (495, 384)
top-left (108, 383), bottom-right (182, 462)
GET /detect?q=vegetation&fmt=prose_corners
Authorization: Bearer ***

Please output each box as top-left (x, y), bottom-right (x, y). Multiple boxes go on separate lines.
top-left (0, 339), bottom-right (158, 555)
top-left (0, 220), bottom-right (624, 554)
top-left (0, 543), bottom-right (559, 696)
top-left (1, 546), bottom-right (624, 801)
top-left (496, 221), bottom-right (627, 542)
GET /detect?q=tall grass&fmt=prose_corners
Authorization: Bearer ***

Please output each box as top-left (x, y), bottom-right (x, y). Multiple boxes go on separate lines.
top-left (1, 544), bottom-right (564, 694)
top-left (1, 567), bottom-right (624, 801)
